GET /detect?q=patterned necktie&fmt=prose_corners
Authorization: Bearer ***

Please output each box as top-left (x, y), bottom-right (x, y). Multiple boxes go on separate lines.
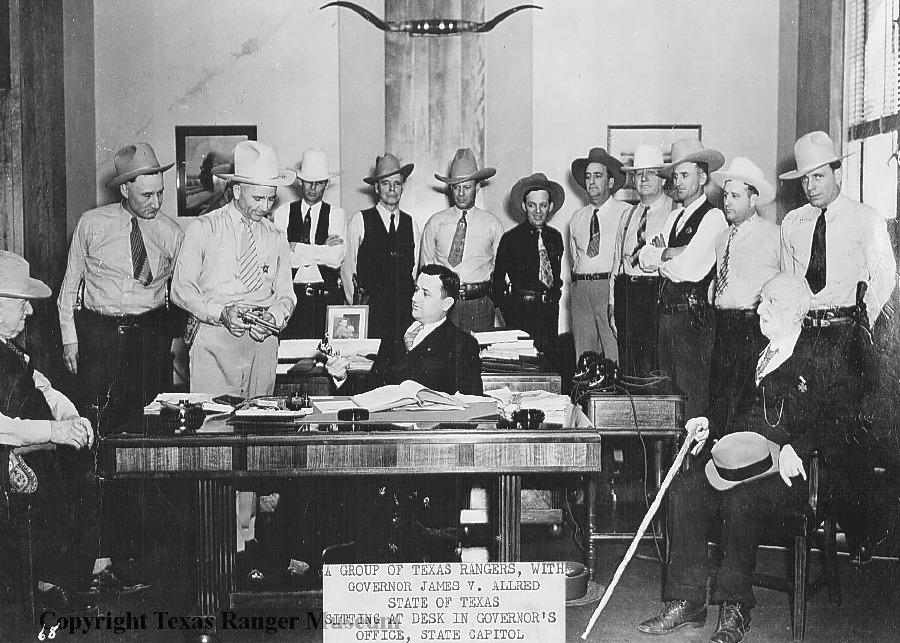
top-left (756, 345), bottom-right (779, 383)
top-left (238, 218), bottom-right (264, 291)
top-left (538, 232), bottom-right (553, 288)
top-left (636, 206), bottom-right (650, 249)
top-left (389, 212), bottom-right (396, 236)
top-left (714, 226), bottom-right (738, 302)
top-left (300, 206), bottom-right (312, 244)
top-left (404, 322), bottom-right (423, 350)
top-left (586, 208), bottom-right (601, 258)
top-left (806, 208), bottom-right (827, 294)
top-left (130, 217), bottom-right (153, 286)
top-left (448, 210), bottom-right (468, 267)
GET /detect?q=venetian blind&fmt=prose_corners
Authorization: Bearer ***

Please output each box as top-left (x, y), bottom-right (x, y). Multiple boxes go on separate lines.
top-left (845, 0), bottom-right (900, 132)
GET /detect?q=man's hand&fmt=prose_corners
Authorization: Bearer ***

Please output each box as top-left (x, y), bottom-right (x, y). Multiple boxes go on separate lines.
top-left (258, 492), bottom-right (280, 513)
top-left (324, 234), bottom-right (344, 247)
top-left (50, 417), bottom-right (94, 449)
top-left (686, 417), bottom-right (710, 456)
top-left (247, 309), bottom-right (278, 343)
top-left (607, 304), bottom-right (617, 339)
top-left (778, 444), bottom-right (806, 487)
top-left (661, 246), bottom-right (686, 261)
top-left (220, 304), bottom-right (251, 337)
top-left (325, 355), bottom-right (351, 383)
top-left (650, 233), bottom-right (666, 248)
top-left (63, 343), bottom-right (78, 375)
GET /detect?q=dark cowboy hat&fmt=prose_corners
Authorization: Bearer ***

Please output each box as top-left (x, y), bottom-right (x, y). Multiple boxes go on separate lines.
top-left (705, 431), bottom-right (781, 491)
top-left (510, 173), bottom-right (566, 217)
top-left (434, 148), bottom-right (496, 186)
top-left (363, 153), bottom-right (414, 185)
top-left (571, 147), bottom-right (626, 194)
top-left (106, 143), bottom-right (174, 189)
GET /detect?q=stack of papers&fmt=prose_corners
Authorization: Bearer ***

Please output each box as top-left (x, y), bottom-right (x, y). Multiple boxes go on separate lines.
top-left (485, 387), bottom-right (569, 425)
top-left (473, 330), bottom-right (538, 360)
top-left (144, 393), bottom-right (234, 415)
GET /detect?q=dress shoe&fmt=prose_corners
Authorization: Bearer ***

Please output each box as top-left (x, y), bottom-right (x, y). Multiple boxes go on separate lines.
top-left (37, 584), bottom-right (97, 616)
top-left (637, 599), bottom-right (707, 634)
top-left (710, 602), bottom-right (751, 643)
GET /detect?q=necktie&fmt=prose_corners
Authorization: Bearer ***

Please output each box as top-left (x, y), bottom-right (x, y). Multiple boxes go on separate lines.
top-left (586, 208), bottom-right (601, 258)
top-left (238, 218), bottom-right (264, 291)
top-left (130, 217), bottom-right (153, 286)
top-left (714, 226), bottom-right (738, 302)
top-left (756, 345), bottom-right (779, 383)
top-left (538, 232), bottom-right (553, 288)
top-left (668, 208), bottom-right (687, 246)
top-left (300, 207), bottom-right (312, 244)
top-left (636, 206), bottom-right (650, 249)
top-left (389, 212), bottom-right (396, 236)
top-left (448, 210), bottom-right (468, 267)
top-left (806, 208), bottom-right (827, 294)
top-left (404, 322), bottom-right (423, 350)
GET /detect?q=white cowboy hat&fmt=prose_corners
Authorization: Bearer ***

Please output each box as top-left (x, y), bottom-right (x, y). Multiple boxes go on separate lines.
top-left (434, 148), bottom-right (496, 185)
top-left (779, 131), bottom-right (853, 180)
top-left (0, 251), bottom-right (51, 299)
top-left (711, 156), bottom-right (776, 205)
top-left (215, 141), bottom-right (296, 187)
top-left (106, 143), bottom-right (174, 189)
top-left (296, 149), bottom-right (343, 183)
top-left (622, 144), bottom-right (665, 173)
top-left (658, 138), bottom-right (725, 177)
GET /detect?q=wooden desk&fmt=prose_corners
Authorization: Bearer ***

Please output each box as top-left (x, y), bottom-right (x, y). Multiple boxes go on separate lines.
top-left (99, 427), bottom-right (601, 616)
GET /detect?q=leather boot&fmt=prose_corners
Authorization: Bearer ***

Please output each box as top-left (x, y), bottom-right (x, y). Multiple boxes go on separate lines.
top-left (637, 599), bottom-right (707, 634)
top-left (710, 602), bottom-right (751, 643)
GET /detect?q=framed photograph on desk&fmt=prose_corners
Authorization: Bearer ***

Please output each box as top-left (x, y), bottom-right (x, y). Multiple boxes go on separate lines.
top-left (326, 305), bottom-right (369, 340)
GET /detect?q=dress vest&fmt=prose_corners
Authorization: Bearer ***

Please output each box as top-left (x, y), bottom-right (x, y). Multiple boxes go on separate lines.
top-left (286, 201), bottom-right (340, 290)
top-left (659, 198), bottom-right (716, 307)
top-left (356, 207), bottom-right (415, 294)
top-left (0, 341), bottom-right (53, 423)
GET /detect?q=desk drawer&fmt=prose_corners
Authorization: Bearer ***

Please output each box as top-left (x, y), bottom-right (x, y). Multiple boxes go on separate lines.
top-left (582, 394), bottom-right (684, 431)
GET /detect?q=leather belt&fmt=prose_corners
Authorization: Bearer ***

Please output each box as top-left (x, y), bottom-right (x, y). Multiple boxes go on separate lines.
top-left (459, 281), bottom-right (491, 300)
top-left (294, 283), bottom-right (334, 297)
top-left (79, 306), bottom-right (167, 328)
top-left (622, 274), bottom-right (659, 283)
top-left (572, 272), bottom-right (610, 282)
top-left (715, 308), bottom-right (758, 321)
top-left (658, 303), bottom-right (690, 315)
top-left (803, 306), bottom-right (858, 328)
top-left (512, 288), bottom-right (557, 305)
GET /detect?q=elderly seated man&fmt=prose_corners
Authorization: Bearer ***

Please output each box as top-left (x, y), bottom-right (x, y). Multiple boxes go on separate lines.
top-left (0, 251), bottom-right (98, 615)
top-left (637, 273), bottom-right (860, 643)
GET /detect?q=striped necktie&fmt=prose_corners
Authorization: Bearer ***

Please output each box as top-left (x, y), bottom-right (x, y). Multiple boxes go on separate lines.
top-left (448, 210), bottom-right (468, 267)
top-left (586, 209), bottom-right (601, 258)
top-left (130, 217), bottom-right (153, 286)
top-left (238, 218), bottom-right (264, 291)
top-left (404, 322), bottom-right (423, 350)
top-left (714, 226), bottom-right (738, 302)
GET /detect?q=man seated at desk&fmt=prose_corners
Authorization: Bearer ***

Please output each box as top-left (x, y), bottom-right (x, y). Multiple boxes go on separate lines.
top-left (328, 263), bottom-right (483, 395)
top-left (637, 273), bottom-right (860, 643)
top-left (0, 251), bottom-right (98, 615)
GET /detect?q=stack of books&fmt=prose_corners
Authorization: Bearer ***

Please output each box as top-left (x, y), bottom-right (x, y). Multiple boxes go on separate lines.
top-left (473, 330), bottom-right (541, 372)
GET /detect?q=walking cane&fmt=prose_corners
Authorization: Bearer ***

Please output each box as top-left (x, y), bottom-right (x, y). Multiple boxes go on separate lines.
top-left (581, 423), bottom-right (700, 640)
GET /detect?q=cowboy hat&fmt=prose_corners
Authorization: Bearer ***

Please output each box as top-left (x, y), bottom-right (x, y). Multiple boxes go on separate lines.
top-left (571, 147), bottom-right (626, 193)
top-left (215, 141), bottom-right (296, 187)
top-left (105, 143), bottom-right (174, 189)
top-left (622, 144), bottom-right (665, 173)
top-left (658, 138), bottom-right (725, 177)
top-left (0, 251), bottom-right (51, 299)
top-left (705, 431), bottom-right (781, 491)
top-left (363, 153), bottom-right (414, 185)
top-left (779, 131), bottom-right (853, 180)
top-left (296, 149), bottom-right (343, 183)
top-left (510, 173), bottom-right (566, 217)
top-left (434, 148), bottom-right (496, 186)
top-left (711, 156), bottom-right (776, 205)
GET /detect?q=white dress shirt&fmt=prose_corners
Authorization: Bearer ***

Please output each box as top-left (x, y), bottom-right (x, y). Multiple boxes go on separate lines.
top-left (568, 198), bottom-right (632, 274)
top-left (713, 215), bottom-right (782, 309)
top-left (273, 200), bottom-right (347, 272)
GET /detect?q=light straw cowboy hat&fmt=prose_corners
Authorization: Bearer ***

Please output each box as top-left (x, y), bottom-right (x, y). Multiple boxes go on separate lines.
top-left (571, 147), bottom-right (626, 193)
top-left (434, 148), bottom-right (496, 186)
top-left (778, 131), bottom-right (853, 180)
top-left (296, 149), bottom-right (343, 183)
top-left (0, 251), bottom-right (51, 299)
top-left (510, 173), bottom-right (566, 218)
top-left (711, 156), bottom-right (776, 205)
top-left (658, 138), bottom-right (726, 177)
top-left (705, 432), bottom-right (781, 491)
top-left (106, 143), bottom-right (174, 189)
top-left (622, 144), bottom-right (666, 173)
top-left (215, 141), bottom-right (296, 187)
top-left (363, 153), bottom-right (414, 185)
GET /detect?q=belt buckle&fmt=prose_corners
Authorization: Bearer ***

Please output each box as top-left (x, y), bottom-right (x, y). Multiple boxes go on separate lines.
top-left (304, 285), bottom-right (316, 297)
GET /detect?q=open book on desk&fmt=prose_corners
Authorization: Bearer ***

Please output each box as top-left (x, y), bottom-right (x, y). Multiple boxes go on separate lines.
top-left (351, 380), bottom-right (466, 412)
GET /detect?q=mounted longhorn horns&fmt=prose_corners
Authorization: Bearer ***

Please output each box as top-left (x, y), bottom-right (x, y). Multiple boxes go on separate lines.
top-left (320, 2), bottom-right (542, 35)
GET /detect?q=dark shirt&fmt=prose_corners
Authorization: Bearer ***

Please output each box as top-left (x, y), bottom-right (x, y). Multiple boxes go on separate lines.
top-left (492, 223), bottom-right (563, 298)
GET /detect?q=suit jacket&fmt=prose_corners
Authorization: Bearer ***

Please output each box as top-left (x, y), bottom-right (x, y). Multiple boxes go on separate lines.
top-left (368, 318), bottom-right (483, 395)
top-left (707, 331), bottom-right (860, 461)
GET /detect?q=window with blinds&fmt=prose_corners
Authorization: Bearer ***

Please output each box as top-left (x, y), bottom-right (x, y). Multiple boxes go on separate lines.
top-left (844, 0), bottom-right (899, 218)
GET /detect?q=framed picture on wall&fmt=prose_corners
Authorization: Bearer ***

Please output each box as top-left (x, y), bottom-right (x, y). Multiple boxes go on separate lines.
top-left (326, 305), bottom-right (369, 341)
top-left (607, 124), bottom-right (702, 203)
top-left (175, 125), bottom-right (257, 217)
